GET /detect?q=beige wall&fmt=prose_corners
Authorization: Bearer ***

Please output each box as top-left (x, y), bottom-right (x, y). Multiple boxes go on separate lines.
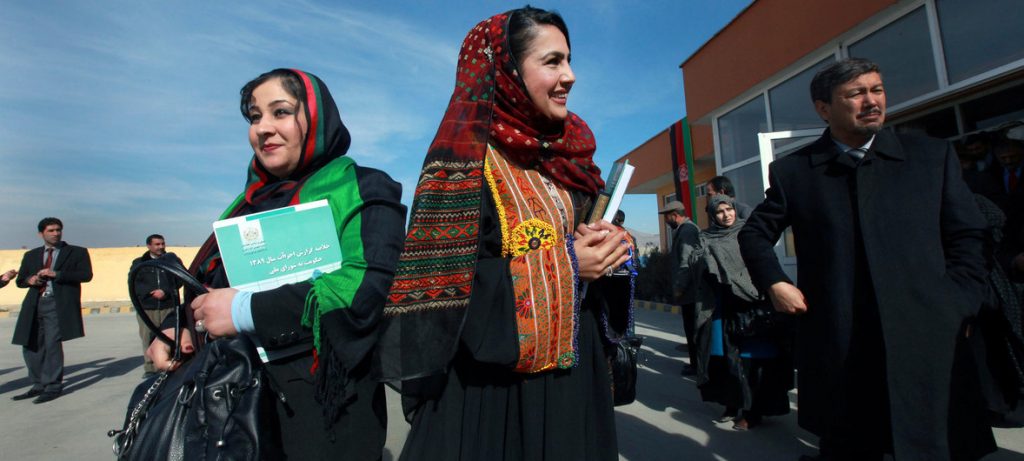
top-left (0, 247), bottom-right (199, 308)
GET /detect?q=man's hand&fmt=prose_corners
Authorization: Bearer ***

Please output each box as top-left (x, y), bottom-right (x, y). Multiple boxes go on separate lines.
top-left (191, 288), bottom-right (239, 337)
top-left (768, 282), bottom-right (807, 314)
top-left (37, 268), bottom-right (56, 280)
top-left (1, 269), bottom-right (17, 283)
top-left (150, 289), bottom-right (166, 300)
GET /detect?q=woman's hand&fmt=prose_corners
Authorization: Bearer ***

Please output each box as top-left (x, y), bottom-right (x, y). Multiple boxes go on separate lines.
top-left (146, 327), bottom-right (193, 372)
top-left (191, 288), bottom-right (240, 337)
top-left (573, 221), bottom-right (630, 282)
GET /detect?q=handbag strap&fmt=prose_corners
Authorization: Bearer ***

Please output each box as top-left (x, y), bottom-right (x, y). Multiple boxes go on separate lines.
top-left (128, 258), bottom-right (208, 353)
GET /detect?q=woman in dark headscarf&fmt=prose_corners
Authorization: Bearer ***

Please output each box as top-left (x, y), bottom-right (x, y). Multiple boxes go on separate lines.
top-left (146, 68), bottom-right (406, 459)
top-left (377, 6), bottom-right (632, 460)
top-left (690, 195), bottom-right (794, 431)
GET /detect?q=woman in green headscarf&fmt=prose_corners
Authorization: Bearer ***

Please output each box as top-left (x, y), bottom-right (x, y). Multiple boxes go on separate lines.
top-left (147, 68), bottom-right (406, 459)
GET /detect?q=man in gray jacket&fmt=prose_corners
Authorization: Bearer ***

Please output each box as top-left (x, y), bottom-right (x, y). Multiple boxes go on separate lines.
top-left (129, 234), bottom-right (184, 377)
top-left (659, 201), bottom-right (700, 375)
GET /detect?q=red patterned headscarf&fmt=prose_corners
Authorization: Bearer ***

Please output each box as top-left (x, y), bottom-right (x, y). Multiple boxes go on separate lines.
top-left (429, 12), bottom-right (602, 193)
top-left (378, 10), bottom-right (603, 382)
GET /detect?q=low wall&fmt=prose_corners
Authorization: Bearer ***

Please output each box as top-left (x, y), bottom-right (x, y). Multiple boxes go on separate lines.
top-left (0, 246), bottom-right (199, 310)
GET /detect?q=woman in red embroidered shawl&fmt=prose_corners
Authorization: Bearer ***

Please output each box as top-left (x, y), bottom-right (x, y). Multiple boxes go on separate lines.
top-left (146, 69), bottom-right (406, 459)
top-left (378, 7), bottom-right (632, 460)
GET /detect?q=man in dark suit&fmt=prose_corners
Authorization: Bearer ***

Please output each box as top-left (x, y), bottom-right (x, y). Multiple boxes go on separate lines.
top-left (0, 269), bottom-right (16, 288)
top-left (11, 217), bottom-right (93, 404)
top-left (129, 234), bottom-right (184, 377)
top-left (738, 58), bottom-right (994, 460)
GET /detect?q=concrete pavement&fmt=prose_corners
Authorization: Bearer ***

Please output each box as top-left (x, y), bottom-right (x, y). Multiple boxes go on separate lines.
top-left (0, 308), bottom-right (1021, 460)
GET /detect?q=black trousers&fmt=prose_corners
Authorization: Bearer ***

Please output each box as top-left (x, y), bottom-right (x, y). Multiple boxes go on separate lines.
top-left (22, 296), bottom-right (64, 393)
top-left (680, 302), bottom-right (698, 366)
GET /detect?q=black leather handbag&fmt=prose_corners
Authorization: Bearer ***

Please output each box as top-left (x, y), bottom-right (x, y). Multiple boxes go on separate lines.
top-left (611, 336), bottom-right (643, 406)
top-left (109, 259), bottom-right (280, 460)
top-left (727, 305), bottom-right (785, 339)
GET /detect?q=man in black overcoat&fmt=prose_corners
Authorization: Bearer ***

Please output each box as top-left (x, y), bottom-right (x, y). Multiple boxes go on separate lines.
top-left (11, 217), bottom-right (93, 403)
top-left (738, 58), bottom-right (995, 460)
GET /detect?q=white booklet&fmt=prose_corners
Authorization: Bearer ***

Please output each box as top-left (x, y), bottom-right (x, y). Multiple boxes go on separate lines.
top-left (213, 199), bottom-right (341, 362)
top-left (213, 199), bottom-right (342, 292)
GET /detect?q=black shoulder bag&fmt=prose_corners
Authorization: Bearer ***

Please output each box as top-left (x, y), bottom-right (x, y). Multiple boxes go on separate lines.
top-left (108, 259), bottom-right (281, 460)
top-left (726, 304), bottom-right (787, 339)
top-left (602, 265), bottom-right (644, 406)
top-left (611, 335), bottom-right (643, 406)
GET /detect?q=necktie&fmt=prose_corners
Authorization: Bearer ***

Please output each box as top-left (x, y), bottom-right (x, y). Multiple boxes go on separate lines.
top-left (39, 248), bottom-right (53, 294)
top-left (847, 148), bottom-right (866, 161)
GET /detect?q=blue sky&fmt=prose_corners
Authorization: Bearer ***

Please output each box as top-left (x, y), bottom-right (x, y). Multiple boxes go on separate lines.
top-left (0, 0), bottom-right (750, 249)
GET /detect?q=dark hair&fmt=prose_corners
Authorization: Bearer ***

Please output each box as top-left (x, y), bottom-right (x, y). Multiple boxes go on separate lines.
top-left (612, 210), bottom-right (625, 227)
top-left (239, 69), bottom-right (306, 123)
top-left (146, 234), bottom-right (165, 245)
top-left (963, 131), bottom-right (990, 146)
top-left (508, 5), bottom-right (571, 70)
top-left (810, 58), bottom-right (881, 104)
top-left (38, 217), bottom-right (62, 232)
top-left (708, 176), bottom-right (736, 197)
top-left (992, 131), bottom-right (1024, 152)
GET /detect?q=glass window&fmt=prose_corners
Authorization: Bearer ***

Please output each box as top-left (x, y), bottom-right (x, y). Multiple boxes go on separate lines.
top-left (769, 57), bottom-right (835, 133)
top-left (936, 0), bottom-right (1024, 84)
top-left (893, 106), bottom-right (959, 139)
top-left (771, 132), bottom-right (822, 158)
top-left (722, 161), bottom-right (764, 210)
top-left (717, 95), bottom-right (768, 167)
top-left (848, 7), bottom-right (937, 107)
top-left (960, 83), bottom-right (1024, 132)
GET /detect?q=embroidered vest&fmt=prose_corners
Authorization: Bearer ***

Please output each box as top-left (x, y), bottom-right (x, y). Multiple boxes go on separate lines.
top-left (484, 145), bottom-right (580, 373)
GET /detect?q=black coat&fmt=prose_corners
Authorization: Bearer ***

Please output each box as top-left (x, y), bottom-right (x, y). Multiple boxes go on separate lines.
top-left (13, 242), bottom-right (93, 346)
top-left (129, 251), bottom-right (184, 310)
top-left (669, 220), bottom-right (700, 304)
top-left (739, 129), bottom-right (994, 460)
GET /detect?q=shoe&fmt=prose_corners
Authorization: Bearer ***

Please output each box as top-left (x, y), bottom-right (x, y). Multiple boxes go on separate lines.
top-left (11, 389), bottom-right (43, 401)
top-left (732, 416), bottom-right (761, 431)
top-left (713, 408), bottom-right (739, 423)
top-left (32, 391), bottom-right (61, 404)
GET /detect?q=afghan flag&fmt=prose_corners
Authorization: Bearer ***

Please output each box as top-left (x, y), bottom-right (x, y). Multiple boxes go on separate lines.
top-left (669, 118), bottom-right (697, 224)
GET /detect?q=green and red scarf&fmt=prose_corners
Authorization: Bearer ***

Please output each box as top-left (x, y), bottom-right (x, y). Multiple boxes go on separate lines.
top-left (188, 68), bottom-right (364, 422)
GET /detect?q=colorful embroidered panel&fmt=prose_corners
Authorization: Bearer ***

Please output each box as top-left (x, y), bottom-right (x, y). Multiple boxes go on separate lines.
top-left (485, 145), bottom-right (579, 373)
top-left (385, 159), bottom-right (483, 314)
